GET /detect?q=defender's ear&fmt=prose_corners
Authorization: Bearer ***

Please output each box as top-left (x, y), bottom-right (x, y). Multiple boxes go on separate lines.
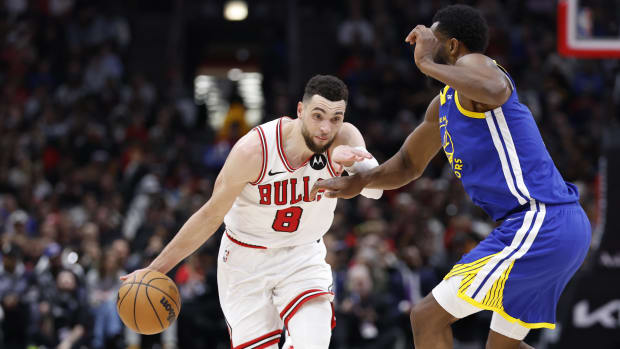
top-left (449, 38), bottom-right (460, 56)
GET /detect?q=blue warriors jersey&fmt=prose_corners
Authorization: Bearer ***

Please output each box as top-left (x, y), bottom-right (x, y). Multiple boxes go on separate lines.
top-left (437, 65), bottom-right (579, 220)
top-left (436, 64), bottom-right (590, 329)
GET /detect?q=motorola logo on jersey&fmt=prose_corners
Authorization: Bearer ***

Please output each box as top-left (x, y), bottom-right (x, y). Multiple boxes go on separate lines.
top-left (310, 154), bottom-right (327, 170)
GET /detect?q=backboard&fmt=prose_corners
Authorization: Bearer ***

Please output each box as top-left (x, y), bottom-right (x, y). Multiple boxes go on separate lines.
top-left (557, 0), bottom-right (620, 58)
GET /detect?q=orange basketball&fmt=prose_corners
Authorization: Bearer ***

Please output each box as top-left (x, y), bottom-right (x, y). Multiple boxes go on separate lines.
top-left (116, 269), bottom-right (181, 335)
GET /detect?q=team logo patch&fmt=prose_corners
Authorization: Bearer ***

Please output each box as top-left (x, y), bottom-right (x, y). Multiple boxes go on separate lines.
top-left (310, 154), bottom-right (327, 170)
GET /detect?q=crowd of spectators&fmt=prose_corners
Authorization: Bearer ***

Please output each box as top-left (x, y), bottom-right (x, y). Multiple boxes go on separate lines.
top-left (0, 0), bottom-right (617, 348)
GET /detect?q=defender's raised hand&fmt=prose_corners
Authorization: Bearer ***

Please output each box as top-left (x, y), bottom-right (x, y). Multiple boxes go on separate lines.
top-left (405, 25), bottom-right (439, 68)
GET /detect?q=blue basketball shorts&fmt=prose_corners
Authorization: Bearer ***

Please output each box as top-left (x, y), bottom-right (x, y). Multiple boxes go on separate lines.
top-left (437, 201), bottom-right (590, 330)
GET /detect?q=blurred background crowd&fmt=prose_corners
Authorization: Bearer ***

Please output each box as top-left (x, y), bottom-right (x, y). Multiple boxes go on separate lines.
top-left (0, 0), bottom-right (617, 348)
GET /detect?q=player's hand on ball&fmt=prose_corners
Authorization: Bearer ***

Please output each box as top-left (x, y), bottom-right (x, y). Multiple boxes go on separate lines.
top-left (331, 145), bottom-right (372, 174)
top-left (120, 268), bottom-right (155, 282)
top-left (310, 174), bottom-right (368, 200)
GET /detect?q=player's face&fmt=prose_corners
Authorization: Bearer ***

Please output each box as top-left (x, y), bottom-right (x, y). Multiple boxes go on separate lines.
top-left (430, 22), bottom-right (450, 65)
top-left (298, 95), bottom-right (345, 153)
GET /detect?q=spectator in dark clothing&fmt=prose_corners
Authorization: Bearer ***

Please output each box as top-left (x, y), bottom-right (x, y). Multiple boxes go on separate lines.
top-left (175, 246), bottom-right (227, 348)
top-left (31, 270), bottom-right (90, 349)
top-left (336, 263), bottom-right (404, 349)
top-left (0, 243), bottom-right (33, 349)
top-left (86, 249), bottom-right (125, 349)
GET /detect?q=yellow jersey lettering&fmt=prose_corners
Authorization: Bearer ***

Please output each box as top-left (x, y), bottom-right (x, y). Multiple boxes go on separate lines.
top-left (454, 158), bottom-right (463, 178)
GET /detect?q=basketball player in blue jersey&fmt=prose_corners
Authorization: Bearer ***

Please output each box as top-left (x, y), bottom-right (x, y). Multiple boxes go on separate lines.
top-left (311, 5), bottom-right (591, 349)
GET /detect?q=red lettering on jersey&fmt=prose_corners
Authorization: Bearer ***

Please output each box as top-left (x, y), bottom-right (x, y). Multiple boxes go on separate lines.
top-left (260, 177), bottom-right (327, 206)
top-left (274, 179), bottom-right (288, 205)
top-left (290, 178), bottom-right (303, 204)
top-left (258, 184), bottom-right (271, 205)
top-left (302, 176), bottom-right (311, 202)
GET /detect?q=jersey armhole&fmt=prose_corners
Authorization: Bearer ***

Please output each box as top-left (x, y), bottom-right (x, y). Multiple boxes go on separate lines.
top-left (326, 149), bottom-right (340, 178)
top-left (249, 126), bottom-right (268, 185)
top-left (494, 60), bottom-right (516, 94)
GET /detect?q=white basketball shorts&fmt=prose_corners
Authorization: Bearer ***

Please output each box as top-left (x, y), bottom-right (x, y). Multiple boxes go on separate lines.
top-left (218, 231), bottom-right (335, 348)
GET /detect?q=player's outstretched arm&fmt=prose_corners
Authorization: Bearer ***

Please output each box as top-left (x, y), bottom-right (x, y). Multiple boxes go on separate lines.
top-left (406, 25), bottom-right (511, 107)
top-left (311, 95), bottom-right (441, 199)
top-left (330, 123), bottom-right (383, 199)
top-left (355, 95), bottom-right (441, 189)
top-left (121, 131), bottom-right (262, 279)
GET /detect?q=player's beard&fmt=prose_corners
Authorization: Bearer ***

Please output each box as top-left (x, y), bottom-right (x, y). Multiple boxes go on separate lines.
top-left (301, 123), bottom-right (335, 154)
top-left (433, 46), bottom-right (449, 65)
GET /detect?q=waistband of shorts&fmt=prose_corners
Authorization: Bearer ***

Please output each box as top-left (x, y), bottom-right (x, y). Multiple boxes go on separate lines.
top-left (500, 200), bottom-right (580, 220)
top-left (224, 229), bottom-right (322, 249)
top-left (225, 230), bottom-right (268, 249)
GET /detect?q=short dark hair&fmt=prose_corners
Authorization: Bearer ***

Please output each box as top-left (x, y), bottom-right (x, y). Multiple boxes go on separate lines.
top-left (303, 75), bottom-right (348, 103)
top-left (433, 5), bottom-right (489, 53)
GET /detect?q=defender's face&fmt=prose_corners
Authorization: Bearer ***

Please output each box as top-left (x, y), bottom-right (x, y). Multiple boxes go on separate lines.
top-left (298, 95), bottom-right (345, 153)
top-left (431, 22), bottom-right (451, 65)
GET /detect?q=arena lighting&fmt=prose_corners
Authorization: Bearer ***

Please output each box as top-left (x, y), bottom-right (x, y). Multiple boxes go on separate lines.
top-left (194, 74), bottom-right (229, 129)
top-left (194, 70), bottom-right (264, 129)
top-left (224, 1), bottom-right (248, 21)
top-left (227, 68), bottom-right (243, 81)
top-left (236, 71), bottom-right (264, 126)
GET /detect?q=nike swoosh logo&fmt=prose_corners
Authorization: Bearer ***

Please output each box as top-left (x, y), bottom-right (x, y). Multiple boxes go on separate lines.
top-left (268, 170), bottom-right (286, 176)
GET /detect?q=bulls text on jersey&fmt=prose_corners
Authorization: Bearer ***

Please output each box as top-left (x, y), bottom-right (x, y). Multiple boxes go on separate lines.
top-left (258, 176), bottom-right (326, 205)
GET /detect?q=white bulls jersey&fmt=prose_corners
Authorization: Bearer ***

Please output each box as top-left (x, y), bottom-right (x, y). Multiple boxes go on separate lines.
top-left (224, 117), bottom-right (340, 248)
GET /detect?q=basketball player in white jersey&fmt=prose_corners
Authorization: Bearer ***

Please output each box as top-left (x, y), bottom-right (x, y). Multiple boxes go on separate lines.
top-left (121, 75), bottom-right (383, 349)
